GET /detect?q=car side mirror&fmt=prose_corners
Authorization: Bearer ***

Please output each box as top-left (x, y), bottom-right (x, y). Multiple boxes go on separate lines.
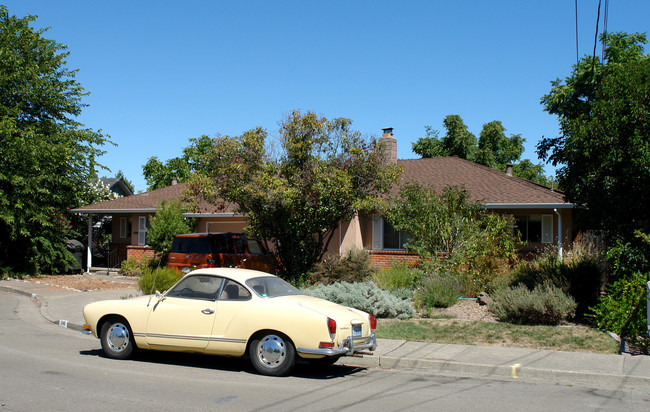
top-left (155, 290), bottom-right (165, 301)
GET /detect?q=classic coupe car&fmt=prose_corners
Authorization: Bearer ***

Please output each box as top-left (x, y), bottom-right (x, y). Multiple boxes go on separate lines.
top-left (83, 268), bottom-right (377, 376)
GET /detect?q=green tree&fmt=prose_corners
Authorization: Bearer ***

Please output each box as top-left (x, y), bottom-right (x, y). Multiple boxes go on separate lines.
top-left (146, 200), bottom-right (194, 261)
top-left (512, 159), bottom-right (556, 187)
top-left (412, 115), bottom-right (476, 159)
top-left (442, 114), bottom-right (477, 159)
top-left (413, 115), bottom-right (551, 185)
top-left (0, 6), bottom-right (111, 274)
top-left (474, 120), bottom-right (524, 168)
top-left (538, 32), bottom-right (650, 237)
top-left (143, 135), bottom-right (213, 190)
top-left (384, 183), bottom-right (518, 295)
top-left (194, 110), bottom-right (401, 279)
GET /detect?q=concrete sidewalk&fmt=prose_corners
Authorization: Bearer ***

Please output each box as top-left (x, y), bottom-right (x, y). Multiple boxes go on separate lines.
top-left (2, 276), bottom-right (650, 389)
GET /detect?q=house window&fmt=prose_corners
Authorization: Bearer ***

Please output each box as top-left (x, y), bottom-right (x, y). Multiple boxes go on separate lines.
top-left (138, 216), bottom-right (149, 246)
top-left (383, 220), bottom-right (410, 250)
top-left (120, 217), bottom-right (131, 239)
top-left (515, 214), bottom-right (553, 244)
top-left (372, 216), bottom-right (410, 250)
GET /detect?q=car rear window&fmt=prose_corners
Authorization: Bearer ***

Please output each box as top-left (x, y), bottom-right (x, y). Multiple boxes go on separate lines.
top-left (171, 237), bottom-right (211, 254)
top-left (247, 239), bottom-right (265, 255)
top-left (246, 276), bottom-right (301, 298)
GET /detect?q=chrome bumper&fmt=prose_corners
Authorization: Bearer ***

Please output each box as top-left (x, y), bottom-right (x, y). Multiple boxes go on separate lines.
top-left (297, 333), bottom-right (377, 357)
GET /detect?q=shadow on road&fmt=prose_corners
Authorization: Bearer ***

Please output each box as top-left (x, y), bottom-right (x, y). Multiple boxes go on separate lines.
top-left (79, 348), bottom-right (366, 379)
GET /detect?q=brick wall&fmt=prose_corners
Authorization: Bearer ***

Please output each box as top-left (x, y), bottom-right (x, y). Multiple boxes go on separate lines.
top-left (126, 245), bottom-right (157, 261)
top-left (369, 250), bottom-right (421, 268)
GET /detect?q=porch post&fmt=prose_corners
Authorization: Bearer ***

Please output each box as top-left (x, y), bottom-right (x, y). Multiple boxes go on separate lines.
top-left (554, 209), bottom-right (563, 261)
top-left (86, 214), bottom-right (93, 273)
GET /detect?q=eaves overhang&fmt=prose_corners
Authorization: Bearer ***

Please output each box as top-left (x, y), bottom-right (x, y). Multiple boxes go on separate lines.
top-left (69, 209), bottom-right (246, 217)
top-left (69, 208), bottom-right (157, 214)
top-left (483, 203), bottom-right (575, 210)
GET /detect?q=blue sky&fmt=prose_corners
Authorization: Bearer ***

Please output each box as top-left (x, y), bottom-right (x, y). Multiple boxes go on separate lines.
top-left (5, 1), bottom-right (650, 192)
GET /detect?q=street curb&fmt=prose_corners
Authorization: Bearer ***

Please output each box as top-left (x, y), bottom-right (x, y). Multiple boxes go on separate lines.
top-left (338, 353), bottom-right (650, 390)
top-left (0, 285), bottom-right (86, 333)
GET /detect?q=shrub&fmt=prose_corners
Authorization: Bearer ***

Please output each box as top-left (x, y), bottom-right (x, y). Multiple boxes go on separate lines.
top-left (308, 248), bottom-right (376, 285)
top-left (605, 237), bottom-right (650, 283)
top-left (137, 267), bottom-right (183, 295)
top-left (303, 281), bottom-right (415, 319)
top-left (372, 262), bottom-right (421, 291)
top-left (509, 243), bottom-right (604, 318)
top-left (490, 282), bottom-right (577, 325)
top-left (120, 257), bottom-right (157, 277)
top-left (590, 271), bottom-right (648, 342)
top-left (415, 273), bottom-right (464, 311)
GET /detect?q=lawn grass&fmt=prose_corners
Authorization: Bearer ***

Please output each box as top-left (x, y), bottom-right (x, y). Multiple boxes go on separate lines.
top-left (376, 319), bottom-right (620, 354)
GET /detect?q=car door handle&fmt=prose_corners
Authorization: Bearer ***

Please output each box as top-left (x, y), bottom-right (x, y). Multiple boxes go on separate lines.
top-left (201, 309), bottom-right (215, 315)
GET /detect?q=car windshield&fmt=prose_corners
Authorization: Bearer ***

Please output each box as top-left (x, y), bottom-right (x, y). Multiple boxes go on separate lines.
top-left (246, 276), bottom-right (302, 298)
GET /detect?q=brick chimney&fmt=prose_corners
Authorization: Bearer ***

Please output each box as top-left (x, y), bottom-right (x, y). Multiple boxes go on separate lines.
top-left (379, 127), bottom-right (397, 164)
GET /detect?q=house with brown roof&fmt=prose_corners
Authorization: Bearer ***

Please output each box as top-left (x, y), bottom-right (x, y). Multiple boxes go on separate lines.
top-left (71, 129), bottom-right (574, 272)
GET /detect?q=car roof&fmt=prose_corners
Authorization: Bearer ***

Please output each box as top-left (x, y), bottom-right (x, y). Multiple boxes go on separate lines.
top-left (174, 232), bottom-right (242, 237)
top-left (183, 267), bottom-right (277, 284)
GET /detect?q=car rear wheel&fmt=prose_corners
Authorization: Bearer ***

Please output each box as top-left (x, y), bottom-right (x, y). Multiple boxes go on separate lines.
top-left (249, 333), bottom-right (295, 376)
top-left (100, 318), bottom-right (134, 360)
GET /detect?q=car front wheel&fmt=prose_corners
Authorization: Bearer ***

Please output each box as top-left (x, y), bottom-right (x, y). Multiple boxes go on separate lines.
top-left (249, 333), bottom-right (295, 376)
top-left (100, 319), bottom-right (134, 360)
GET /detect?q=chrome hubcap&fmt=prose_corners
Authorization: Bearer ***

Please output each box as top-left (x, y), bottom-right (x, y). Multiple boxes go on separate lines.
top-left (107, 323), bottom-right (129, 352)
top-left (257, 335), bottom-right (286, 368)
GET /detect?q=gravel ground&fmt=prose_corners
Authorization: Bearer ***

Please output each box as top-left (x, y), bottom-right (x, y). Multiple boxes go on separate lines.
top-left (429, 299), bottom-right (497, 322)
top-left (22, 274), bottom-right (138, 292)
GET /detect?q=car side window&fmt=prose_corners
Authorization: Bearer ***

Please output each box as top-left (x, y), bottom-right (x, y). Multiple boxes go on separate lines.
top-left (167, 275), bottom-right (222, 301)
top-left (219, 279), bottom-right (251, 301)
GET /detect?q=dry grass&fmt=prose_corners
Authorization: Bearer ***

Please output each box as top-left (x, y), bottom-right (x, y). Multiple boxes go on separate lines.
top-left (377, 319), bottom-right (620, 354)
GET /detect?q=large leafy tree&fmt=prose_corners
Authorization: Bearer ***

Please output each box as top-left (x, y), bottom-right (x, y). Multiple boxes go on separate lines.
top-left (413, 115), bottom-right (551, 185)
top-left (384, 183), bottom-right (518, 295)
top-left (474, 120), bottom-right (524, 169)
top-left (142, 135), bottom-right (213, 190)
top-left (412, 115), bottom-right (476, 159)
top-left (194, 110), bottom-right (401, 279)
top-left (538, 32), bottom-right (650, 237)
top-left (0, 7), bottom-right (111, 274)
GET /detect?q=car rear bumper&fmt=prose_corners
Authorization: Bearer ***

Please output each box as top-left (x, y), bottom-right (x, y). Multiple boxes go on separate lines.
top-left (297, 333), bottom-right (377, 357)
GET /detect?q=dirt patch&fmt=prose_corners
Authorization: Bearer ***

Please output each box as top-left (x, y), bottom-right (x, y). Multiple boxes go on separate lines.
top-left (23, 274), bottom-right (138, 292)
top-left (427, 299), bottom-right (497, 322)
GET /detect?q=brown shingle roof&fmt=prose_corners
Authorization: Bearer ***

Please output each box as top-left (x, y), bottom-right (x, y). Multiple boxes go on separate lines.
top-left (70, 182), bottom-right (239, 214)
top-left (71, 157), bottom-right (571, 215)
top-left (397, 157), bottom-right (570, 208)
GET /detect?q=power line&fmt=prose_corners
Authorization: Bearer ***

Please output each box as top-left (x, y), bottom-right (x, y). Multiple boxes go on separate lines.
top-left (575, 0), bottom-right (580, 65)
top-left (592, 0), bottom-right (602, 75)
top-left (602, 0), bottom-right (609, 60)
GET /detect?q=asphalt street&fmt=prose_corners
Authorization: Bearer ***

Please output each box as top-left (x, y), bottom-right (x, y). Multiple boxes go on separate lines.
top-left (2, 292), bottom-right (650, 411)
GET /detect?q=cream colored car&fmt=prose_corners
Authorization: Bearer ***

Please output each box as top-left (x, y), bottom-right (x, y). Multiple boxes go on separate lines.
top-left (83, 268), bottom-right (377, 376)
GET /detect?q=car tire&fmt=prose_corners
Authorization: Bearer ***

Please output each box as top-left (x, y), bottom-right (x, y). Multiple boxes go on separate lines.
top-left (249, 333), bottom-right (296, 376)
top-left (100, 318), bottom-right (135, 360)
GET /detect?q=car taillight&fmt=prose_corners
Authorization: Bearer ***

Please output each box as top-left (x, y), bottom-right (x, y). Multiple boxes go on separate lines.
top-left (369, 315), bottom-right (377, 331)
top-left (327, 317), bottom-right (336, 340)
top-left (207, 259), bottom-right (216, 268)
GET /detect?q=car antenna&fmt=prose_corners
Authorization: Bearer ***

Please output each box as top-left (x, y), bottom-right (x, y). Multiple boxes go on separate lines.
top-left (147, 259), bottom-right (163, 307)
